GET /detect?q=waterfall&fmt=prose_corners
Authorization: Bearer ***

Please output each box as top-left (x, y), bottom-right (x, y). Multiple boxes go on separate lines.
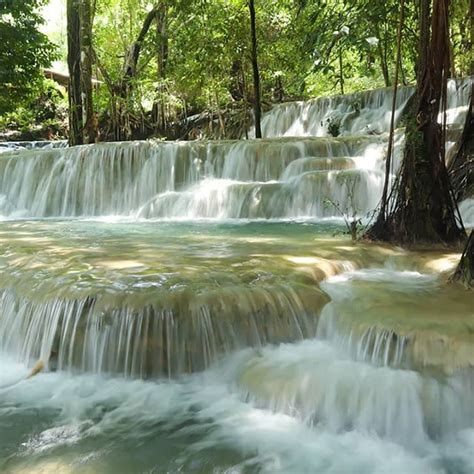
top-left (0, 80), bottom-right (471, 375)
top-left (255, 86), bottom-right (415, 138)
top-left (234, 340), bottom-right (474, 447)
top-left (0, 139), bottom-right (67, 154)
top-left (255, 78), bottom-right (470, 139)
top-left (0, 284), bottom-right (328, 377)
top-left (0, 135), bottom-right (399, 220)
top-left (0, 80), bottom-right (470, 223)
top-left (0, 80), bottom-right (473, 473)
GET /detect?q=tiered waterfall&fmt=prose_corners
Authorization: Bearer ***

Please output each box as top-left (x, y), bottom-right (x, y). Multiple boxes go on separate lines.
top-left (0, 79), bottom-right (473, 474)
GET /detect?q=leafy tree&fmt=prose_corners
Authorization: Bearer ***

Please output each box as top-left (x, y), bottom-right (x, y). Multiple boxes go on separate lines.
top-left (0, 0), bottom-right (56, 114)
top-left (54, 0), bottom-right (473, 140)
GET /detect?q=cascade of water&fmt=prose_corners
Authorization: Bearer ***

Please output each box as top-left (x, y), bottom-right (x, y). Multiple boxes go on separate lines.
top-left (0, 80), bottom-right (470, 222)
top-left (0, 134), bottom-right (401, 220)
top-left (255, 78), bottom-right (470, 140)
top-left (317, 304), bottom-right (409, 368)
top-left (254, 86), bottom-right (415, 138)
top-left (234, 340), bottom-right (474, 447)
top-left (317, 268), bottom-right (474, 374)
top-left (0, 140), bottom-right (68, 153)
top-left (0, 284), bottom-right (328, 377)
top-left (0, 82), bottom-right (473, 472)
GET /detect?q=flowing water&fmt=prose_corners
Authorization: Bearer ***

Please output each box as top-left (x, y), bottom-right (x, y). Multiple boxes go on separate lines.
top-left (0, 80), bottom-right (473, 473)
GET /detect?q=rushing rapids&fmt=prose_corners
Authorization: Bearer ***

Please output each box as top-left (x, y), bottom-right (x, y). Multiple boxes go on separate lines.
top-left (0, 81), bottom-right (473, 473)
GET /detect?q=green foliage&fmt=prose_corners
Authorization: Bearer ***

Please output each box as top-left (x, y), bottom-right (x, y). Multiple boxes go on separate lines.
top-left (0, 79), bottom-right (67, 136)
top-left (0, 0), bottom-right (57, 114)
top-left (2, 0), bottom-right (471, 137)
top-left (450, 0), bottom-right (471, 76)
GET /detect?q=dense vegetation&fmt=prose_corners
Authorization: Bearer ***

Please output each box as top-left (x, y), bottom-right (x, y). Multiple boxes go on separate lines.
top-left (0, 0), bottom-right (471, 140)
top-left (0, 0), bottom-right (66, 138)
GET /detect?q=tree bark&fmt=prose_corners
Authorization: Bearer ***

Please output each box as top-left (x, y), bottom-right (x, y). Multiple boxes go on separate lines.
top-left (366, 0), bottom-right (464, 245)
top-left (123, 6), bottom-right (160, 85)
top-left (450, 231), bottom-right (474, 287)
top-left (79, 0), bottom-right (96, 143)
top-left (449, 87), bottom-right (473, 201)
top-left (249, 0), bottom-right (262, 138)
top-left (154, 3), bottom-right (168, 131)
top-left (379, 0), bottom-right (405, 221)
top-left (111, 5), bottom-right (160, 140)
top-left (377, 41), bottom-right (390, 87)
top-left (417, 0), bottom-right (431, 83)
top-left (471, 0), bottom-right (474, 76)
top-left (67, 0), bottom-right (83, 146)
top-left (338, 45), bottom-right (344, 95)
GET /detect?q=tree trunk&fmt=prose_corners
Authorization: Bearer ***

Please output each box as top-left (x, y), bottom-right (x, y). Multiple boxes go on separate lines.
top-left (449, 87), bottom-right (473, 201)
top-left (156, 4), bottom-right (168, 81)
top-left (471, 0), bottom-right (474, 75)
top-left (67, 0), bottom-right (83, 146)
top-left (377, 41), bottom-right (390, 87)
top-left (113, 5), bottom-right (160, 140)
top-left (248, 0), bottom-right (262, 138)
top-left (450, 231), bottom-right (474, 287)
top-left (79, 0), bottom-right (96, 144)
top-left (417, 0), bottom-right (431, 83)
top-left (338, 45), bottom-right (344, 95)
top-left (154, 3), bottom-right (168, 132)
top-left (375, 23), bottom-right (390, 87)
top-left (366, 0), bottom-right (464, 245)
top-left (379, 0), bottom-right (405, 221)
top-left (123, 6), bottom-right (160, 84)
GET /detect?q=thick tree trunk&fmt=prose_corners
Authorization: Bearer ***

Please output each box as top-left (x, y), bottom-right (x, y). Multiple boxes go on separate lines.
top-left (417, 0), bottom-right (431, 82)
top-left (79, 0), bottom-right (96, 144)
top-left (67, 0), bottom-right (83, 146)
top-left (366, 0), bottom-right (464, 245)
top-left (249, 0), bottom-right (262, 138)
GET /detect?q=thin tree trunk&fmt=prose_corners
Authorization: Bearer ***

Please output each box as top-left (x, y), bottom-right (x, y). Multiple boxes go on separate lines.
top-left (79, 0), bottom-right (96, 143)
top-left (449, 84), bottom-right (474, 201)
top-left (123, 6), bottom-right (160, 84)
top-left (377, 41), bottom-right (391, 87)
top-left (249, 0), bottom-right (262, 138)
top-left (156, 4), bottom-right (168, 81)
top-left (379, 0), bottom-right (405, 221)
top-left (471, 0), bottom-right (474, 75)
top-left (67, 0), bottom-right (83, 146)
top-left (113, 5), bottom-right (160, 140)
top-left (214, 89), bottom-right (225, 138)
top-left (153, 3), bottom-right (168, 131)
top-left (450, 231), bottom-right (474, 287)
top-left (375, 23), bottom-right (390, 87)
top-left (338, 45), bottom-right (344, 94)
top-left (240, 63), bottom-right (249, 139)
